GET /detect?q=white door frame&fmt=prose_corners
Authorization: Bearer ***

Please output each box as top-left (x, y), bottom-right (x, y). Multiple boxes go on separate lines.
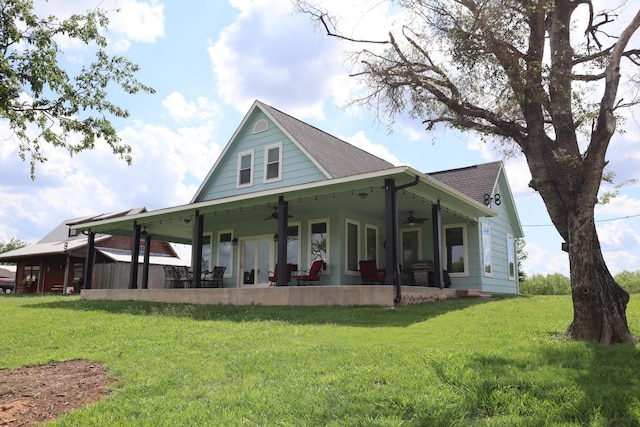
top-left (238, 235), bottom-right (274, 288)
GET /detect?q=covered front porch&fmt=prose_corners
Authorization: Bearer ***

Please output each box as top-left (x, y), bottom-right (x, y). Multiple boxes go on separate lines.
top-left (71, 166), bottom-right (495, 305)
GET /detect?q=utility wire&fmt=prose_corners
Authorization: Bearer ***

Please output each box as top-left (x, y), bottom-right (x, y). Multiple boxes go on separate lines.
top-left (523, 213), bottom-right (640, 227)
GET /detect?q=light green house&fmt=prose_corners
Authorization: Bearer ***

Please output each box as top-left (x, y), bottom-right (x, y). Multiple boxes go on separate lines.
top-left (72, 100), bottom-right (523, 303)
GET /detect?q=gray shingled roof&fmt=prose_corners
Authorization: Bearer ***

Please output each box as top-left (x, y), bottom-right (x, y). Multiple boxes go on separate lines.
top-left (259, 101), bottom-right (394, 178)
top-left (428, 161), bottom-right (503, 205)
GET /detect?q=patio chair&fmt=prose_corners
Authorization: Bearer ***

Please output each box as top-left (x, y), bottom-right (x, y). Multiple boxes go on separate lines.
top-left (359, 260), bottom-right (386, 284)
top-left (295, 260), bottom-right (323, 286)
top-left (202, 266), bottom-right (226, 288)
top-left (163, 265), bottom-right (180, 288)
top-left (268, 263), bottom-right (292, 286)
top-left (174, 266), bottom-right (192, 288)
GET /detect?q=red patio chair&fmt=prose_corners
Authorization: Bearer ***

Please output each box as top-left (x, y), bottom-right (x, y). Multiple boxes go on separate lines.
top-left (295, 260), bottom-right (323, 286)
top-left (268, 263), bottom-right (292, 286)
top-left (359, 260), bottom-right (386, 284)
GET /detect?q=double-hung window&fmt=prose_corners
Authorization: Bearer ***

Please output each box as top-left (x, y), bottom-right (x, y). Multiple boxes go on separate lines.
top-left (264, 143), bottom-right (282, 182)
top-left (237, 151), bottom-right (254, 187)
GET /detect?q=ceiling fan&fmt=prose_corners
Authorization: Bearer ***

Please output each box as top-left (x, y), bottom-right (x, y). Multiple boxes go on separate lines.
top-left (402, 211), bottom-right (429, 225)
top-left (264, 207), bottom-right (293, 220)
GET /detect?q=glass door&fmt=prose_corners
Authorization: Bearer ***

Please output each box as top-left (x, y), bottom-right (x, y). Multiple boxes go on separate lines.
top-left (400, 228), bottom-right (422, 284)
top-left (240, 237), bottom-right (273, 287)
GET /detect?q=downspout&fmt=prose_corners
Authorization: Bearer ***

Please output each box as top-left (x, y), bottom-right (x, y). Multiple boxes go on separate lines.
top-left (385, 175), bottom-right (420, 304)
top-left (276, 196), bottom-right (289, 287)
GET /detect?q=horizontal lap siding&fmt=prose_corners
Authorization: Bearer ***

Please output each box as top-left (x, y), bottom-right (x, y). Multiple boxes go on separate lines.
top-left (198, 110), bottom-right (326, 201)
top-left (481, 180), bottom-right (519, 294)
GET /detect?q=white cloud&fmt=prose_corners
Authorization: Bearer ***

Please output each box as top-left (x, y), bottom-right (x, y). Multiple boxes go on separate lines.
top-left (107, 0), bottom-right (165, 44)
top-left (524, 242), bottom-right (569, 277)
top-left (503, 157), bottom-right (533, 196)
top-left (595, 193), bottom-right (640, 218)
top-left (162, 92), bottom-right (220, 123)
top-left (341, 130), bottom-right (401, 165)
top-left (598, 219), bottom-right (640, 251)
top-left (208, 0), bottom-right (403, 121)
top-left (208, 0), bottom-right (341, 119)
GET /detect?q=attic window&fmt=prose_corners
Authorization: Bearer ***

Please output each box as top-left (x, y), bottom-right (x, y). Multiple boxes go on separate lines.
top-left (237, 150), bottom-right (254, 187)
top-left (253, 119), bottom-right (268, 134)
top-left (264, 143), bottom-right (282, 182)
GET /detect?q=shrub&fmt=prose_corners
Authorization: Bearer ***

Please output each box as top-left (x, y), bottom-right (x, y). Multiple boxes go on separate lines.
top-left (520, 273), bottom-right (571, 295)
top-left (614, 270), bottom-right (640, 294)
top-left (520, 271), bottom-right (640, 295)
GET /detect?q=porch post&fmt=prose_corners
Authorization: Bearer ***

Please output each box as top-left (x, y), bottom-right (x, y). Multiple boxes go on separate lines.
top-left (384, 179), bottom-right (401, 303)
top-left (191, 211), bottom-right (204, 288)
top-left (141, 233), bottom-right (151, 289)
top-left (84, 231), bottom-right (95, 290)
top-left (129, 222), bottom-right (141, 289)
top-left (276, 196), bottom-right (289, 286)
top-left (432, 201), bottom-right (444, 288)
top-left (63, 254), bottom-right (71, 293)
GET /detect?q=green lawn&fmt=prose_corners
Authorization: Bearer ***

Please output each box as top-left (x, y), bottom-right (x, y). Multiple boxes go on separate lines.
top-left (1, 294), bottom-right (639, 426)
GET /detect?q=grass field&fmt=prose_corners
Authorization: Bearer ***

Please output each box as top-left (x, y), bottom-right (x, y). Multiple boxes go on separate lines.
top-left (1, 294), bottom-right (639, 426)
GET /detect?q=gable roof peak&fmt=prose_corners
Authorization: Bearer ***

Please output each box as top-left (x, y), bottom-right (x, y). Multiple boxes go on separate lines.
top-left (255, 100), bottom-right (395, 179)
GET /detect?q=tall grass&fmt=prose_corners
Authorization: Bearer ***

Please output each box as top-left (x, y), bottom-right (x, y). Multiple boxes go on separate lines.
top-left (1, 294), bottom-right (639, 426)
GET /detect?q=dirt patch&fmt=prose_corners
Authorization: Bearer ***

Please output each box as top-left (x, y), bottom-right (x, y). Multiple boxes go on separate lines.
top-left (0, 360), bottom-right (115, 426)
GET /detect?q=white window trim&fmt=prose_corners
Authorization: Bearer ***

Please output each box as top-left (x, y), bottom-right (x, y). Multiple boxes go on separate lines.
top-left (253, 119), bottom-right (268, 134)
top-left (482, 223), bottom-right (492, 277)
top-left (217, 230), bottom-right (234, 278)
top-left (263, 142), bottom-right (283, 183)
top-left (345, 219), bottom-right (360, 275)
top-left (365, 223), bottom-right (379, 263)
top-left (237, 150), bottom-right (254, 188)
top-left (507, 234), bottom-right (516, 280)
top-left (443, 223), bottom-right (469, 277)
top-left (308, 218), bottom-right (330, 274)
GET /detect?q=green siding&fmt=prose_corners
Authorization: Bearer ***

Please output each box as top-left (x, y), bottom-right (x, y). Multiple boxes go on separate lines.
top-left (196, 110), bottom-right (327, 201)
top-left (478, 179), bottom-right (519, 294)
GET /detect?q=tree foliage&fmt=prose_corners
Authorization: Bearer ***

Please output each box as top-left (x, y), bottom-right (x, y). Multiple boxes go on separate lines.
top-left (0, 0), bottom-right (155, 178)
top-left (298, 0), bottom-right (640, 343)
top-left (0, 237), bottom-right (28, 255)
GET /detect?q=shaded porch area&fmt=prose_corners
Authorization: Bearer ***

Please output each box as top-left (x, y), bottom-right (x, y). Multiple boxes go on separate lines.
top-left (80, 285), bottom-right (461, 307)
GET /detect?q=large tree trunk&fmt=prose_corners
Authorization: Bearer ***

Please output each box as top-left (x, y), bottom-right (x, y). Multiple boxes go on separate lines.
top-left (565, 211), bottom-right (634, 343)
top-left (527, 146), bottom-right (635, 344)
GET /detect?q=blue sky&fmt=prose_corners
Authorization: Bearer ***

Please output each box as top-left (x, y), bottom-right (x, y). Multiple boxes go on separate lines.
top-left (1, 0), bottom-right (639, 277)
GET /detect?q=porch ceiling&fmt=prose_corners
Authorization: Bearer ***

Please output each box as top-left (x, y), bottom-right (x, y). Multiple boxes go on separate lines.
top-left (70, 167), bottom-right (495, 244)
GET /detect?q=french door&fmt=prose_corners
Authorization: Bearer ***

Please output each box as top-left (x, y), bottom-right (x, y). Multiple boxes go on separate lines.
top-left (239, 237), bottom-right (273, 287)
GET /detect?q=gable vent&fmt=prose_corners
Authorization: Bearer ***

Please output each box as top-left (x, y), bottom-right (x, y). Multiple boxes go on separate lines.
top-left (253, 119), bottom-right (268, 134)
